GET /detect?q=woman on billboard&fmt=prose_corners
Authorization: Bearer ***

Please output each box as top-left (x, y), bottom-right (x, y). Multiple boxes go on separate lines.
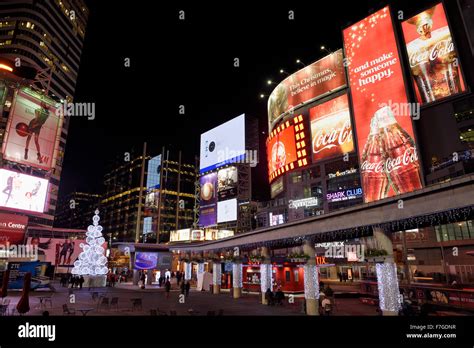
top-left (24, 102), bottom-right (49, 164)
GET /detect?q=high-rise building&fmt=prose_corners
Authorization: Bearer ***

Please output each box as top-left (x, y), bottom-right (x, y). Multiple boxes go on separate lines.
top-left (54, 191), bottom-right (100, 230)
top-left (0, 0), bottom-right (89, 99)
top-left (101, 146), bottom-right (197, 244)
top-left (0, 1), bottom-right (89, 230)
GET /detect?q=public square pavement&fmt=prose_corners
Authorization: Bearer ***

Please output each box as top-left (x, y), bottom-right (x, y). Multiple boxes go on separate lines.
top-left (1, 280), bottom-right (378, 316)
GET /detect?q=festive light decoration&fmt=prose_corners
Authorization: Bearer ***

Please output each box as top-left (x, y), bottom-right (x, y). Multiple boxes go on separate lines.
top-left (212, 263), bottom-right (221, 285)
top-left (197, 263), bottom-right (205, 275)
top-left (303, 264), bottom-right (319, 300)
top-left (184, 262), bottom-right (192, 280)
top-left (260, 263), bottom-right (273, 292)
top-left (304, 264), bottom-right (319, 300)
top-left (232, 263), bottom-right (243, 288)
top-left (71, 209), bottom-right (108, 276)
top-left (190, 206), bottom-right (473, 253)
top-left (376, 262), bottom-right (401, 313)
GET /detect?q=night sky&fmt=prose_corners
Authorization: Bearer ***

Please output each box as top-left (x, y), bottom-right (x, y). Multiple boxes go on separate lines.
top-left (60, 0), bottom-right (432, 200)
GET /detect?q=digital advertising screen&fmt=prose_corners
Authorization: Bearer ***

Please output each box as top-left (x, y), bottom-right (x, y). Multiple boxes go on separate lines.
top-left (217, 166), bottom-right (238, 200)
top-left (199, 114), bottom-right (246, 173)
top-left (0, 212), bottom-right (28, 246)
top-left (267, 125), bottom-right (297, 179)
top-left (267, 49), bottom-right (346, 131)
top-left (217, 198), bottom-right (237, 223)
top-left (0, 80), bottom-right (7, 115)
top-left (146, 155), bottom-right (162, 189)
top-left (199, 172), bottom-right (217, 227)
top-left (0, 169), bottom-right (49, 213)
top-left (343, 6), bottom-right (423, 203)
top-left (310, 94), bottom-right (354, 162)
top-left (401, 3), bottom-right (466, 104)
top-left (270, 177), bottom-right (284, 198)
top-left (2, 88), bottom-right (62, 170)
top-left (26, 237), bottom-right (90, 266)
top-left (143, 216), bottom-right (153, 234)
top-left (135, 252), bottom-right (158, 270)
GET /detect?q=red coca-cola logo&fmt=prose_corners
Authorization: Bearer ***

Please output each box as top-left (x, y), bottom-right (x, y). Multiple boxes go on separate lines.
top-left (313, 120), bottom-right (352, 154)
top-left (362, 147), bottom-right (418, 173)
top-left (409, 39), bottom-right (454, 67)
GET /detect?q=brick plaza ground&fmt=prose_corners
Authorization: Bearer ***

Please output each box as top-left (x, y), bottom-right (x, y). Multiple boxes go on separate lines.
top-left (1, 279), bottom-right (378, 316)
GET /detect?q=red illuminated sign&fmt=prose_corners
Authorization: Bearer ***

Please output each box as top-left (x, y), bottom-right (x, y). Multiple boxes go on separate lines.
top-left (267, 50), bottom-right (347, 131)
top-left (267, 115), bottom-right (309, 182)
top-left (0, 213), bottom-right (28, 246)
top-left (343, 6), bottom-right (423, 203)
top-left (310, 94), bottom-right (354, 162)
top-left (401, 3), bottom-right (466, 104)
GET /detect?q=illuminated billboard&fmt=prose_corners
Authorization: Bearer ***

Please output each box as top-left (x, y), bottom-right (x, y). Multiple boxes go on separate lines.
top-left (343, 6), bottom-right (423, 203)
top-left (135, 252), bottom-right (158, 270)
top-left (200, 114), bottom-right (246, 173)
top-left (401, 3), bottom-right (466, 104)
top-left (0, 80), bottom-right (7, 115)
top-left (0, 169), bottom-right (49, 213)
top-left (268, 49), bottom-right (346, 131)
top-left (0, 213), bottom-right (28, 246)
top-left (2, 88), bottom-right (63, 170)
top-left (267, 115), bottom-right (309, 182)
top-left (310, 94), bottom-right (354, 162)
top-left (217, 166), bottom-right (238, 200)
top-left (25, 237), bottom-right (107, 266)
top-left (146, 155), bottom-right (161, 189)
top-left (217, 198), bottom-right (237, 223)
top-left (199, 173), bottom-right (217, 227)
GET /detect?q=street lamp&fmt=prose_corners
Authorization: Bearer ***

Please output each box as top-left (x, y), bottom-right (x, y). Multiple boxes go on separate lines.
top-left (279, 69), bottom-right (289, 76)
top-left (320, 45), bottom-right (332, 54)
top-left (267, 79), bottom-right (273, 85)
top-left (296, 59), bottom-right (305, 66)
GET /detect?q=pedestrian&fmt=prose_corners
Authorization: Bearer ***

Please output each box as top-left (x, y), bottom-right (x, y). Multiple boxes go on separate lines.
top-left (140, 272), bottom-right (146, 289)
top-left (321, 296), bottom-right (332, 316)
top-left (265, 288), bottom-right (274, 306)
top-left (158, 276), bottom-right (163, 287)
top-left (165, 279), bottom-right (171, 298)
top-left (275, 288), bottom-right (285, 305)
top-left (69, 275), bottom-right (75, 288)
top-left (176, 271), bottom-right (182, 286)
top-left (111, 274), bottom-right (116, 287)
top-left (79, 276), bottom-right (84, 289)
top-left (180, 280), bottom-right (185, 295)
top-left (338, 272), bottom-right (342, 282)
top-left (185, 281), bottom-right (190, 297)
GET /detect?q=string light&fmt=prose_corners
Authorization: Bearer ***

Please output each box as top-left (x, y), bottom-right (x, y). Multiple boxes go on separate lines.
top-left (72, 209), bottom-right (108, 276)
top-left (184, 262), bottom-right (192, 280)
top-left (212, 263), bottom-right (221, 285)
top-left (232, 263), bottom-right (243, 288)
top-left (303, 264), bottom-right (319, 300)
top-left (260, 263), bottom-right (273, 292)
top-left (376, 262), bottom-right (401, 313)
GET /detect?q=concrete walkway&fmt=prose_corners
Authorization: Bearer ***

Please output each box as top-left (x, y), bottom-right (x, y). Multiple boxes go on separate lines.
top-left (1, 281), bottom-right (378, 316)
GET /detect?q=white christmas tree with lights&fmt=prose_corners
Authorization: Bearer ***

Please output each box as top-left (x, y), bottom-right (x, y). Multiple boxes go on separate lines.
top-left (71, 209), bottom-right (108, 286)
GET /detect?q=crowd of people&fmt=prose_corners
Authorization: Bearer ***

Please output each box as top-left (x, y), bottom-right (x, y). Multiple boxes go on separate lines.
top-left (59, 274), bottom-right (85, 289)
top-left (264, 287), bottom-right (285, 306)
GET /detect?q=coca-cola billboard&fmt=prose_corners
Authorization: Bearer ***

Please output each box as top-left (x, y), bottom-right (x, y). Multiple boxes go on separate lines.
top-left (402, 3), bottom-right (466, 104)
top-left (267, 49), bottom-right (346, 131)
top-left (310, 94), bottom-right (354, 162)
top-left (343, 6), bottom-right (423, 203)
top-left (267, 125), bottom-right (297, 180)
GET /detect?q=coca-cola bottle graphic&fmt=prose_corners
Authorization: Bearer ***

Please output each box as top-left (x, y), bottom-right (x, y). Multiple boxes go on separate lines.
top-left (360, 116), bottom-right (389, 202)
top-left (406, 5), bottom-right (463, 103)
top-left (375, 106), bottom-right (422, 195)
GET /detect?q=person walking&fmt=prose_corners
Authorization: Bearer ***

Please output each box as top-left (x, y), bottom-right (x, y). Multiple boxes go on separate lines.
top-left (185, 281), bottom-right (190, 297)
top-left (321, 296), bottom-right (332, 316)
top-left (140, 272), bottom-right (146, 289)
top-left (165, 279), bottom-right (171, 298)
top-left (180, 280), bottom-right (185, 295)
top-left (79, 276), bottom-right (84, 289)
top-left (176, 271), bottom-right (182, 286)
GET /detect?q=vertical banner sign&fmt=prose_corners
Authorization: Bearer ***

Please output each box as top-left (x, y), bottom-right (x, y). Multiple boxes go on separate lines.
top-left (199, 173), bottom-right (217, 227)
top-left (401, 2), bottom-right (466, 104)
top-left (343, 7), bottom-right (423, 203)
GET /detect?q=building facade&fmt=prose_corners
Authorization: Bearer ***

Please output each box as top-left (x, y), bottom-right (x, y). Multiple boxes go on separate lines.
top-left (101, 147), bottom-right (197, 244)
top-left (0, 0), bottom-right (89, 228)
top-left (54, 191), bottom-right (100, 230)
